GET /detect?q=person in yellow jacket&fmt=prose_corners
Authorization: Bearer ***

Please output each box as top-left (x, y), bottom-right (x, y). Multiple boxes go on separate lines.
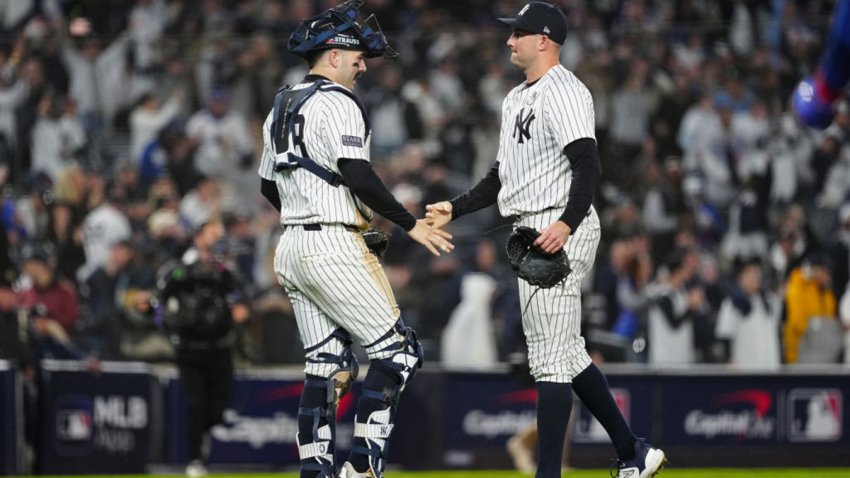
top-left (784, 254), bottom-right (837, 363)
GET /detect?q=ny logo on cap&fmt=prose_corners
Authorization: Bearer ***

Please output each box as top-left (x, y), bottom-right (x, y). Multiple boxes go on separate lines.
top-left (519, 4), bottom-right (530, 15)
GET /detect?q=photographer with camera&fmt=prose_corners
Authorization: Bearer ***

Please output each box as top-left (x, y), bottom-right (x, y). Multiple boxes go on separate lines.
top-left (157, 218), bottom-right (249, 478)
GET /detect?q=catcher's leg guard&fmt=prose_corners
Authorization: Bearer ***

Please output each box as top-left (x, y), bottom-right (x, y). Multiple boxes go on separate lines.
top-left (298, 329), bottom-right (359, 478)
top-left (349, 323), bottom-right (423, 477)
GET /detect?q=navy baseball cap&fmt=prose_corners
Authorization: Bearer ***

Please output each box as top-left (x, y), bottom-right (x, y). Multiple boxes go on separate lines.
top-left (498, 2), bottom-right (568, 45)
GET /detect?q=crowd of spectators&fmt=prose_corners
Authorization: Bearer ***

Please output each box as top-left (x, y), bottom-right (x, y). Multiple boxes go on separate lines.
top-left (0, 0), bottom-right (849, 372)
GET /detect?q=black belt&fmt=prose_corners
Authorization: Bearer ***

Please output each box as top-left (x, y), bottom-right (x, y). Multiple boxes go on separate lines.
top-left (300, 223), bottom-right (359, 232)
top-left (508, 207), bottom-right (591, 223)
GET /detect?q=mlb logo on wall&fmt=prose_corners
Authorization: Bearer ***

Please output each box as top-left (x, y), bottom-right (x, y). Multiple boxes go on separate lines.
top-left (53, 395), bottom-right (94, 454)
top-left (787, 389), bottom-right (842, 442)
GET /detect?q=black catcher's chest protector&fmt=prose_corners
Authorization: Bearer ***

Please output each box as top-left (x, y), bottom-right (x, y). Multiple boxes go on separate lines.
top-left (270, 80), bottom-right (372, 187)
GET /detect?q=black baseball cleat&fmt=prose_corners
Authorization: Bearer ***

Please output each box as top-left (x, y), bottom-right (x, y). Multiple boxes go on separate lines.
top-left (611, 438), bottom-right (667, 478)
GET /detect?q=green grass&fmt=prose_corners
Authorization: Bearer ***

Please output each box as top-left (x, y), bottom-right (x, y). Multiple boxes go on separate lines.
top-left (13, 470), bottom-right (850, 478)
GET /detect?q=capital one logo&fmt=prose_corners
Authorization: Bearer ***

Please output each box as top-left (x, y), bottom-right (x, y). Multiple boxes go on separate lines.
top-left (788, 389), bottom-right (842, 442)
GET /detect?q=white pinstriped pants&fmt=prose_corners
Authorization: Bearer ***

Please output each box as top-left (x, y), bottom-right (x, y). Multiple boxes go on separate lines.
top-left (273, 225), bottom-right (400, 377)
top-left (516, 206), bottom-right (600, 383)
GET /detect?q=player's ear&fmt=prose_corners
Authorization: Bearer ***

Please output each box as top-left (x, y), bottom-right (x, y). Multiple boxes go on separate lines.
top-left (328, 49), bottom-right (341, 68)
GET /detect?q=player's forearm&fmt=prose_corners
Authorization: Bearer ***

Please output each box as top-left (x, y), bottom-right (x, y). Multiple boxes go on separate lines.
top-left (449, 162), bottom-right (501, 219)
top-left (559, 138), bottom-right (601, 230)
top-left (261, 178), bottom-right (281, 212)
top-left (338, 158), bottom-right (416, 231)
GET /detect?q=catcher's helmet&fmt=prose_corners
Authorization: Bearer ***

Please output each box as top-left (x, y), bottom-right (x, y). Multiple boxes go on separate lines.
top-left (288, 0), bottom-right (397, 59)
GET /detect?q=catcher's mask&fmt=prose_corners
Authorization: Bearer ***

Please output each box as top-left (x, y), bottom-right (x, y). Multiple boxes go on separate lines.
top-left (288, 0), bottom-right (398, 59)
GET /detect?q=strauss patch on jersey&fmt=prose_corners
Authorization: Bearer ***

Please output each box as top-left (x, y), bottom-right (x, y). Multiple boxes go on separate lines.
top-left (342, 135), bottom-right (363, 147)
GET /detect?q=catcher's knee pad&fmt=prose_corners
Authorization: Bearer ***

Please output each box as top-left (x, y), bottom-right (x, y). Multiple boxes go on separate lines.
top-left (304, 328), bottom-right (359, 404)
top-left (363, 322), bottom-right (423, 390)
top-left (298, 329), bottom-right (359, 478)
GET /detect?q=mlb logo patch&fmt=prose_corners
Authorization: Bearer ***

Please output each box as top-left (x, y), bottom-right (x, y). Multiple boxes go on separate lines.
top-left (342, 135), bottom-right (363, 148)
top-left (57, 410), bottom-right (93, 441)
top-left (787, 389), bottom-right (843, 442)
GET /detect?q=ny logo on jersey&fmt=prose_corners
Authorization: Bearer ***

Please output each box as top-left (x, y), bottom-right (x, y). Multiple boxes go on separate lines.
top-left (513, 108), bottom-right (535, 144)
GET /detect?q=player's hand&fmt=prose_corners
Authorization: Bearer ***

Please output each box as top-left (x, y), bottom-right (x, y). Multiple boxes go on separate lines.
top-left (792, 75), bottom-right (835, 129)
top-left (424, 201), bottom-right (453, 229)
top-left (408, 219), bottom-right (454, 256)
top-left (533, 220), bottom-right (571, 254)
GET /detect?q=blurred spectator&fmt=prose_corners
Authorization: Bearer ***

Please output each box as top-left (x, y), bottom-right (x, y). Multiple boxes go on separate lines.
top-left (613, 253), bottom-right (653, 341)
top-left (78, 176), bottom-right (132, 281)
top-left (840, 285), bottom-right (850, 364)
top-left (715, 259), bottom-right (781, 369)
top-left (0, 225), bottom-right (23, 363)
top-left (179, 175), bottom-right (222, 231)
top-left (46, 200), bottom-right (85, 282)
top-left (646, 247), bottom-right (705, 365)
top-left (0, 49), bottom-right (32, 154)
top-left (30, 92), bottom-right (86, 182)
top-left (129, 90), bottom-right (183, 165)
top-left (441, 271), bottom-right (497, 370)
top-left (827, 203), bottom-right (850, 301)
top-left (80, 240), bottom-right (168, 361)
top-left (61, 30), bottom-right (132, 131)
top-left (16, 245), bottom-right (80, 338)
top-left (128, 0), bottom-right (167, 73)
top-left (441, 238), bottom-right (502, 369)
top-left (784, 253), bottom-right (840, 364)
top-left (592, 239), bottom-right (632, 332)
top-left (224, 211), bottom-right (256, 290)
top-left (184, 87), bottom-right (254, 190)
top-left (641, 157), bottom-right (686, 262)
top-left (14, 172), bottom-right (53, 243)
top-left (364, 64), bottom-right (423, 160)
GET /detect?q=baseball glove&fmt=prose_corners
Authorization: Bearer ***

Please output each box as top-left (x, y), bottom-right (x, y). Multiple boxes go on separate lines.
top-left (361, 228), bottom-right (391, 259)
top-left (506, 226), bottom-right (572, 288)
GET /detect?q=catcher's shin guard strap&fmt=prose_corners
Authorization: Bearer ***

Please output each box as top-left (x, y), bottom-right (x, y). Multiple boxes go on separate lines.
top-left (297, 425), bottom-right (333, 459)
top-left (297, 427), bottom-right (334, 478)
top-left (352, 408), bottom-right (393, 477)
top-left (354, 422), bottom-right (394, 439)
top-left (298, 379), bottom-right (337, 478)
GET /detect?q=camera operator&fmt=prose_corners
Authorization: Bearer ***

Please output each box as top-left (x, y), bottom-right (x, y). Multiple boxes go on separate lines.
top-left (157, 218), bottom-right (249, 478)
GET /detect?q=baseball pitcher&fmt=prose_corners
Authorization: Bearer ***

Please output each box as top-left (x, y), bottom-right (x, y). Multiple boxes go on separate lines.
top-left (426, 3), bottom-right (665, 477)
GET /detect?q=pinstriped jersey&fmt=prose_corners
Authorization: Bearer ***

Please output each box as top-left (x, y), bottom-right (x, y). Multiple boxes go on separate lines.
top-left (258, 81), bottom-right (372, 228)
top-left (496, 65), bottom-right (596, 218)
